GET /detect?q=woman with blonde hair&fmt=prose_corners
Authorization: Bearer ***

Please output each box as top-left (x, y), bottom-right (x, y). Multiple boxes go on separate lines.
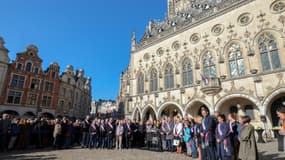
top-left (173, 116), bottom-right (183, 153)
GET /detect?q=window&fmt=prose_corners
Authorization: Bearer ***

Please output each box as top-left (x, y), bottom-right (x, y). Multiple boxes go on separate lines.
top-left (258, 32), bottom-right (281, 71)
top-left (182, 59), bottom-right (193, 86)
top-left (203, 51), bottom-right (216, 78)
top-left (149, 69), bottom-right (158, 92)
top-left (11, 75), bottom-right (25, 88)
top-left (28, 94), bottom-right (37, 105)
top-left (17, 63), bottom-right (22, 70)
top-left (42, 96), bottom-right (52, 106)
top-left (228, 43), bottom-right (245, 77)
top-left (45, 82), bottom-right (54, 92)
top-left (34, 68), bottom-right (39, 74)
top-left (30, 79), bottom-right (40, 90)
top-left (137, 72), bottom-right (144, 94)
top-left (7, 90), bottom-right (22, 104)
top-left (165, 63), bottom-right (174, 89)
top-left (25, 62), bottom-right (32, 72)
top-left (51, 71), bottom-right (56, 79)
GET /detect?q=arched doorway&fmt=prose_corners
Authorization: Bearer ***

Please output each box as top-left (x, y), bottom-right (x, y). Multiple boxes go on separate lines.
top-left (132, 108), bottom-right (141, 121)
top-left (185, 100), bottom-right (210, 118)
top-left (1, 110), bottom-right (19, 117)
top-left (268, 94), bottom-right (285, 127)
top-left (40, 112), bottom-right (55, 119)
top-left (157, 102), bottom-right (184, 119)
top-left (142, 106), bottom-right (156, 122)
top-left (23, 111), bottom-right (36, 118)
top-left (216, 96), bottom-right (260, 122)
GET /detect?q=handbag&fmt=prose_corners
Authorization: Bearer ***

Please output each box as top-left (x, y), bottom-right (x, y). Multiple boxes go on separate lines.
top-left (173, 138), bottom-right (180, 146)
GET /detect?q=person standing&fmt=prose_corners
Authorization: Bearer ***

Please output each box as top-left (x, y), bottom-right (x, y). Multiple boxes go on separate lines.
top-left (216, 114), bottom-right (232, 160)
top-left (0, 114), bottom-right (11, 152)
top-left (173, 116), bottom-right (183, 154)
top-left (228, 113), bottom-right (239, 160)
top-left (88, 119), bottom-right (97, 149)
top-left (99, 119), bottom-right (106, 149)
top-left (238, 115), bottom-right (258, 160)
top-left (201, 107), bottom-right (217, 160)
top-left (183, 120), bottom-right (192, 156)
top-left (81, 115), bottom-right (91, 148)
top-left (106, 118), bottom-right (114, 149)
top-left (124, 119), bottom-right (132, 149)
top-left (277, 107), bottom-right (285, 135)
top-left (115, 120), bottom-right (124, 150)
top-left (8, 118), bottom-right (20, 150)
top-left (166, 117), bottom-right (174, 152)
top-left (53, 118), bottom-right (62, 149)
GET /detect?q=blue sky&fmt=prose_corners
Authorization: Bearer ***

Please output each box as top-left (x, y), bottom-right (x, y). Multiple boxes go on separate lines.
top-left (0, 0), bottom-right (167, 100)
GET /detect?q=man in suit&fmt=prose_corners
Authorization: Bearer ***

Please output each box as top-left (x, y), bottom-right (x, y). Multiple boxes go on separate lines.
top-left (81, 115), bottom-right (91, 148)
top-left (123, 119), bottom-right (132, 149)
top-left (201, 107), bottom-right (217, 160)
top-left (106, 118), bottom-right (114, 149)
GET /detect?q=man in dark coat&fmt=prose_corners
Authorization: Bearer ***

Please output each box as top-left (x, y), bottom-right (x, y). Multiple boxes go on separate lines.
top-left (81, 115), bottom-right (91, 148)
top-left (201, 107), bottom-right (217, 160)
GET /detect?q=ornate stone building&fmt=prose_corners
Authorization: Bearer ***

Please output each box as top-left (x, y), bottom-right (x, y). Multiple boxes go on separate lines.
top-left (0, 45), bottom-right (60, 117)
top-left (0, 37), bottom-right (9, 98)
top-left (0, 41), bottom-right (92, 118)
top-left (118, 0), bottom-right (285, 129)
top-left (57, 66), bottom-right (92, 118)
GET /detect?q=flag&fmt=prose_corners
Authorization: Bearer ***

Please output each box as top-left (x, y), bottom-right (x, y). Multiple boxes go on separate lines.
top-left (200, 74), bottom-right (209, 85)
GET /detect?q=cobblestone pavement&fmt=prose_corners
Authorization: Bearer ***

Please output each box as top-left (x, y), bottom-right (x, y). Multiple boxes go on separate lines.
top-left (0, 140), bottom-right (284, 160)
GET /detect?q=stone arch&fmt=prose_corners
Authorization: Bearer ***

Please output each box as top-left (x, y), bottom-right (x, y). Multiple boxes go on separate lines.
top-left (157, 101), bottom-right (184, 119)
top-left (1, 110), bottom-right (19, 116)
top-left (215, 93), bottom-right (261, 112)
top-left (141, 105), bottom-right (157, 121)
top-left (215, 93), bottom-right (261, 122)
top-left (185, 98), bottom-right (211, 117)
top-left (262, 87), bottom-right (285, 127)
top-left (263, 87), bottom-right (285, 115)
top-left (23, 111), bottom-right (36, 117)
top-left (132, 107), bottom-right (142, 121)
top-left (40, 112), bottom-right (55, 119)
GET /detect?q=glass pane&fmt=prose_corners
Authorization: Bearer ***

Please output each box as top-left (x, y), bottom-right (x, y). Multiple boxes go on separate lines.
top-left (210, 66), bottom-right (216, 78)
top-left (204, 67), bottom-right (210, 78)
top-left (230, 61), bottom-right (237, 77)
top-left (271, 50), bottom-right (281, 69)
top-left (261, 53), bottom-right (271, 71)
top-left (238, 59), bottom-right (245, 76)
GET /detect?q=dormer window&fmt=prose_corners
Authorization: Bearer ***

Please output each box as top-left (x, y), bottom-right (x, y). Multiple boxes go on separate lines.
top-left (34, 68), bottom-right (39, 74)
top-left (51, 71), bottom-right (56, 79)
top-left (17, 63), bottom-right (22, 70)
top-left (25, 62), bottom-right (32, 72)
top-left (29, 52), bottom-right (34, 56)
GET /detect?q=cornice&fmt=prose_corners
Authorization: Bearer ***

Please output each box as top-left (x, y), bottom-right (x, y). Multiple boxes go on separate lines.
top-left (134, 0), bottom-right (256, 53)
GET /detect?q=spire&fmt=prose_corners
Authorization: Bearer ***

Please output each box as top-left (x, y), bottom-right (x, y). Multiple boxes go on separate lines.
top-left (168, 0), bottom-right (175, 19)
top-left (131, 31), bottom-right (136, 52)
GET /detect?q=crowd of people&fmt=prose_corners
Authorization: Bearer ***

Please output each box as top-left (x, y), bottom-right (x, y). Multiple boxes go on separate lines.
top-left (1, 106), bottom-right (285, 160)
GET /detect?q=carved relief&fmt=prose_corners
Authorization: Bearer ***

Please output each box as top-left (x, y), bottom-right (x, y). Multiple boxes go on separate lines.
top-left (190, 33), bottom-right (201, 44)
top-left (237, 13), bottom-right (253, 26)
top-left (270, 0), bottom-right (285, 14)
top-left (172, 41), bottom-right (181, 51)
top-left (211, 24), bottom-right (224, 36)
top-left (156, 47), bottom-right (164, 57)
top-left (143, 53), bottom-right (150, 62)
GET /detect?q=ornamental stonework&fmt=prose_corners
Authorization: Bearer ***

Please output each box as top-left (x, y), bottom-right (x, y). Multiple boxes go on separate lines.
top-left (270, 0), bottom-right (285, 14)
top-left (189, 33), bottom-right (201, 44)
top-left (172, 41), bottom-right (181, 51)
top-left (211, 24), bottom-right (224, 36)
top-left (237, 12), bottom-right (253, 26)
top-left (156, 48), bottom-right (164, 57)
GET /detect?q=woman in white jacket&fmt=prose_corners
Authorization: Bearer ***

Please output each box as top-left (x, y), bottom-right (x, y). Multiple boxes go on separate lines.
top-left (173, 116), bottom-right (183, 153)
top-left (115, 120), bottom-right (124, 150)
